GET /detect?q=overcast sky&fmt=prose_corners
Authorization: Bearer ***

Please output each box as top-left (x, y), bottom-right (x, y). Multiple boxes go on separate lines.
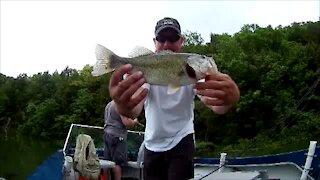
top-left (1, 1), bottom-right (319, 78)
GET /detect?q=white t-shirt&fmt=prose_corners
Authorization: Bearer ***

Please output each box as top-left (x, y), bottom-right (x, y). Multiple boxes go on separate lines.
top-left (143, 84), bottom-right (196, 152)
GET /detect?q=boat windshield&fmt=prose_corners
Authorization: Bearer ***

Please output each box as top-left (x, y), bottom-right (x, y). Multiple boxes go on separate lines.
top-left (63, 124), bottom-right (144, 161)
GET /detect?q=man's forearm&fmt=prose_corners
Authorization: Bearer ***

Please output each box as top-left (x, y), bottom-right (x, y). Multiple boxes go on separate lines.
top-left (115, 101), bottom-right (144, 119)
top-left (128, 103), bottom-right (144, 118)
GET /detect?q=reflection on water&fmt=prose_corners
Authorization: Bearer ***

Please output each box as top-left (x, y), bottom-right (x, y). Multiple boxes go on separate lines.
top-left (0, 131), bottom-right (61, 180)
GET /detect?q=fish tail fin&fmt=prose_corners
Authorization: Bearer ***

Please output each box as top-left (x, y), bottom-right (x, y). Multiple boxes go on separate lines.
top-left (92, 44), bottom-right (117, 76)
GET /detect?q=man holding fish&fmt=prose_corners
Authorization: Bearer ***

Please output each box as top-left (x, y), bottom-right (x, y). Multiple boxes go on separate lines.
top-left (93, 17), bottom-right (240, 180)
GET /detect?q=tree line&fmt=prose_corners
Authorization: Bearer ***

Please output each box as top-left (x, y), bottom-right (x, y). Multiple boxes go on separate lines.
top-left (0, 21), bottom-right (319, 156)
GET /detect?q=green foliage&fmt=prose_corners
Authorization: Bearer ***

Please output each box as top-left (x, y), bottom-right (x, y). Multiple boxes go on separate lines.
top-left (1, 21), bottom-right (319, 157)
top-left (195, 141), bottom-right (216, 157)
top-left (190, 21), bottom-right (320, 155)
top-left (1, 66), bottom-right (110, 140)
top-left (182, 30), bottom-right (204, 46)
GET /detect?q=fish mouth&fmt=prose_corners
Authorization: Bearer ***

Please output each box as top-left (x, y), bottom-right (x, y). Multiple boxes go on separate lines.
top-left (185, 64), bottom-right (197, 79)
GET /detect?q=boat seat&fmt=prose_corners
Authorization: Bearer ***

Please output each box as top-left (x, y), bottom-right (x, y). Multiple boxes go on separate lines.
top-left (127, 141), bottom-right (145, 168)
top-left (125, 141), bottom-right (145, 180)
top-left (99, 159), bottom-right (116, 169)
top-left (127, 161), bottom-right (143, 169)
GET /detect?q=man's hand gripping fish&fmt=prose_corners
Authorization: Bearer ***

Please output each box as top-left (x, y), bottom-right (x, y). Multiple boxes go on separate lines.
top-left (92, 44), bottom-right (218, 94)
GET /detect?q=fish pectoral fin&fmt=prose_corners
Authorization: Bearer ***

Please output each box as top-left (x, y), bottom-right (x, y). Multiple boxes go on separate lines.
top-left (128, 46), bottom-right (154, 57)
top-left (167, 84), bottom-right (181, 94)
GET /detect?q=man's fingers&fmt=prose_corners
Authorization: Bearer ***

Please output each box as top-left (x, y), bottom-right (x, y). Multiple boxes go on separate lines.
top-left (113, 71), bottom-right (144, 99)
top-left (200, 97), bottom-right (224, 106)
top-left (109, 64), bottom-right (132, 87)
top-left (194, 80), bottom-right (229, 90)
top-left (196, 89), bottom-right (226, 99)
top-left (130, 88), bottom-right (148, 105)
top-left (132, 86), bottom-right (147, 99)
top-left (119, 77), bottom-right (146, 102)
top-left (119, 87), bottom-right (148, 111)
top-left (205, 72), bottom-right (231, 81)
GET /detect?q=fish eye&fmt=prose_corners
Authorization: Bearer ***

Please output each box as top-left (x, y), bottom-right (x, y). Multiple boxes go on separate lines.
top-left (201, 55), bottom-right (206, 59)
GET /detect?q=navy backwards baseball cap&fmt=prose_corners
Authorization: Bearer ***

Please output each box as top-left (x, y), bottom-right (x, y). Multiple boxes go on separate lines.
top-left (155, 17), bottom-right (181, 36)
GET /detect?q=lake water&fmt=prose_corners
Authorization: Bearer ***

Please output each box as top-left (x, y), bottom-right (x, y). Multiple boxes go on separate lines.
top-left (0, 131), bottom-right (61, 180)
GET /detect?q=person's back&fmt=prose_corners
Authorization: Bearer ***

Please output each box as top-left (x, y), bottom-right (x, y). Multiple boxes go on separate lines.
top-left (104, 101), bottom-right (127, 139)
top-left (103, 101), bottom-right (139, 180)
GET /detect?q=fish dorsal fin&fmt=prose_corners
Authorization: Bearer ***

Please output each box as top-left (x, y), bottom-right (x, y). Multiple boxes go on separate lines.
top-left (167, 84), bottom-right (181, 94)
top-left (156, 50), bottom-right (175, 55)
top-left (128, 46), bottom-right (154, 58)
